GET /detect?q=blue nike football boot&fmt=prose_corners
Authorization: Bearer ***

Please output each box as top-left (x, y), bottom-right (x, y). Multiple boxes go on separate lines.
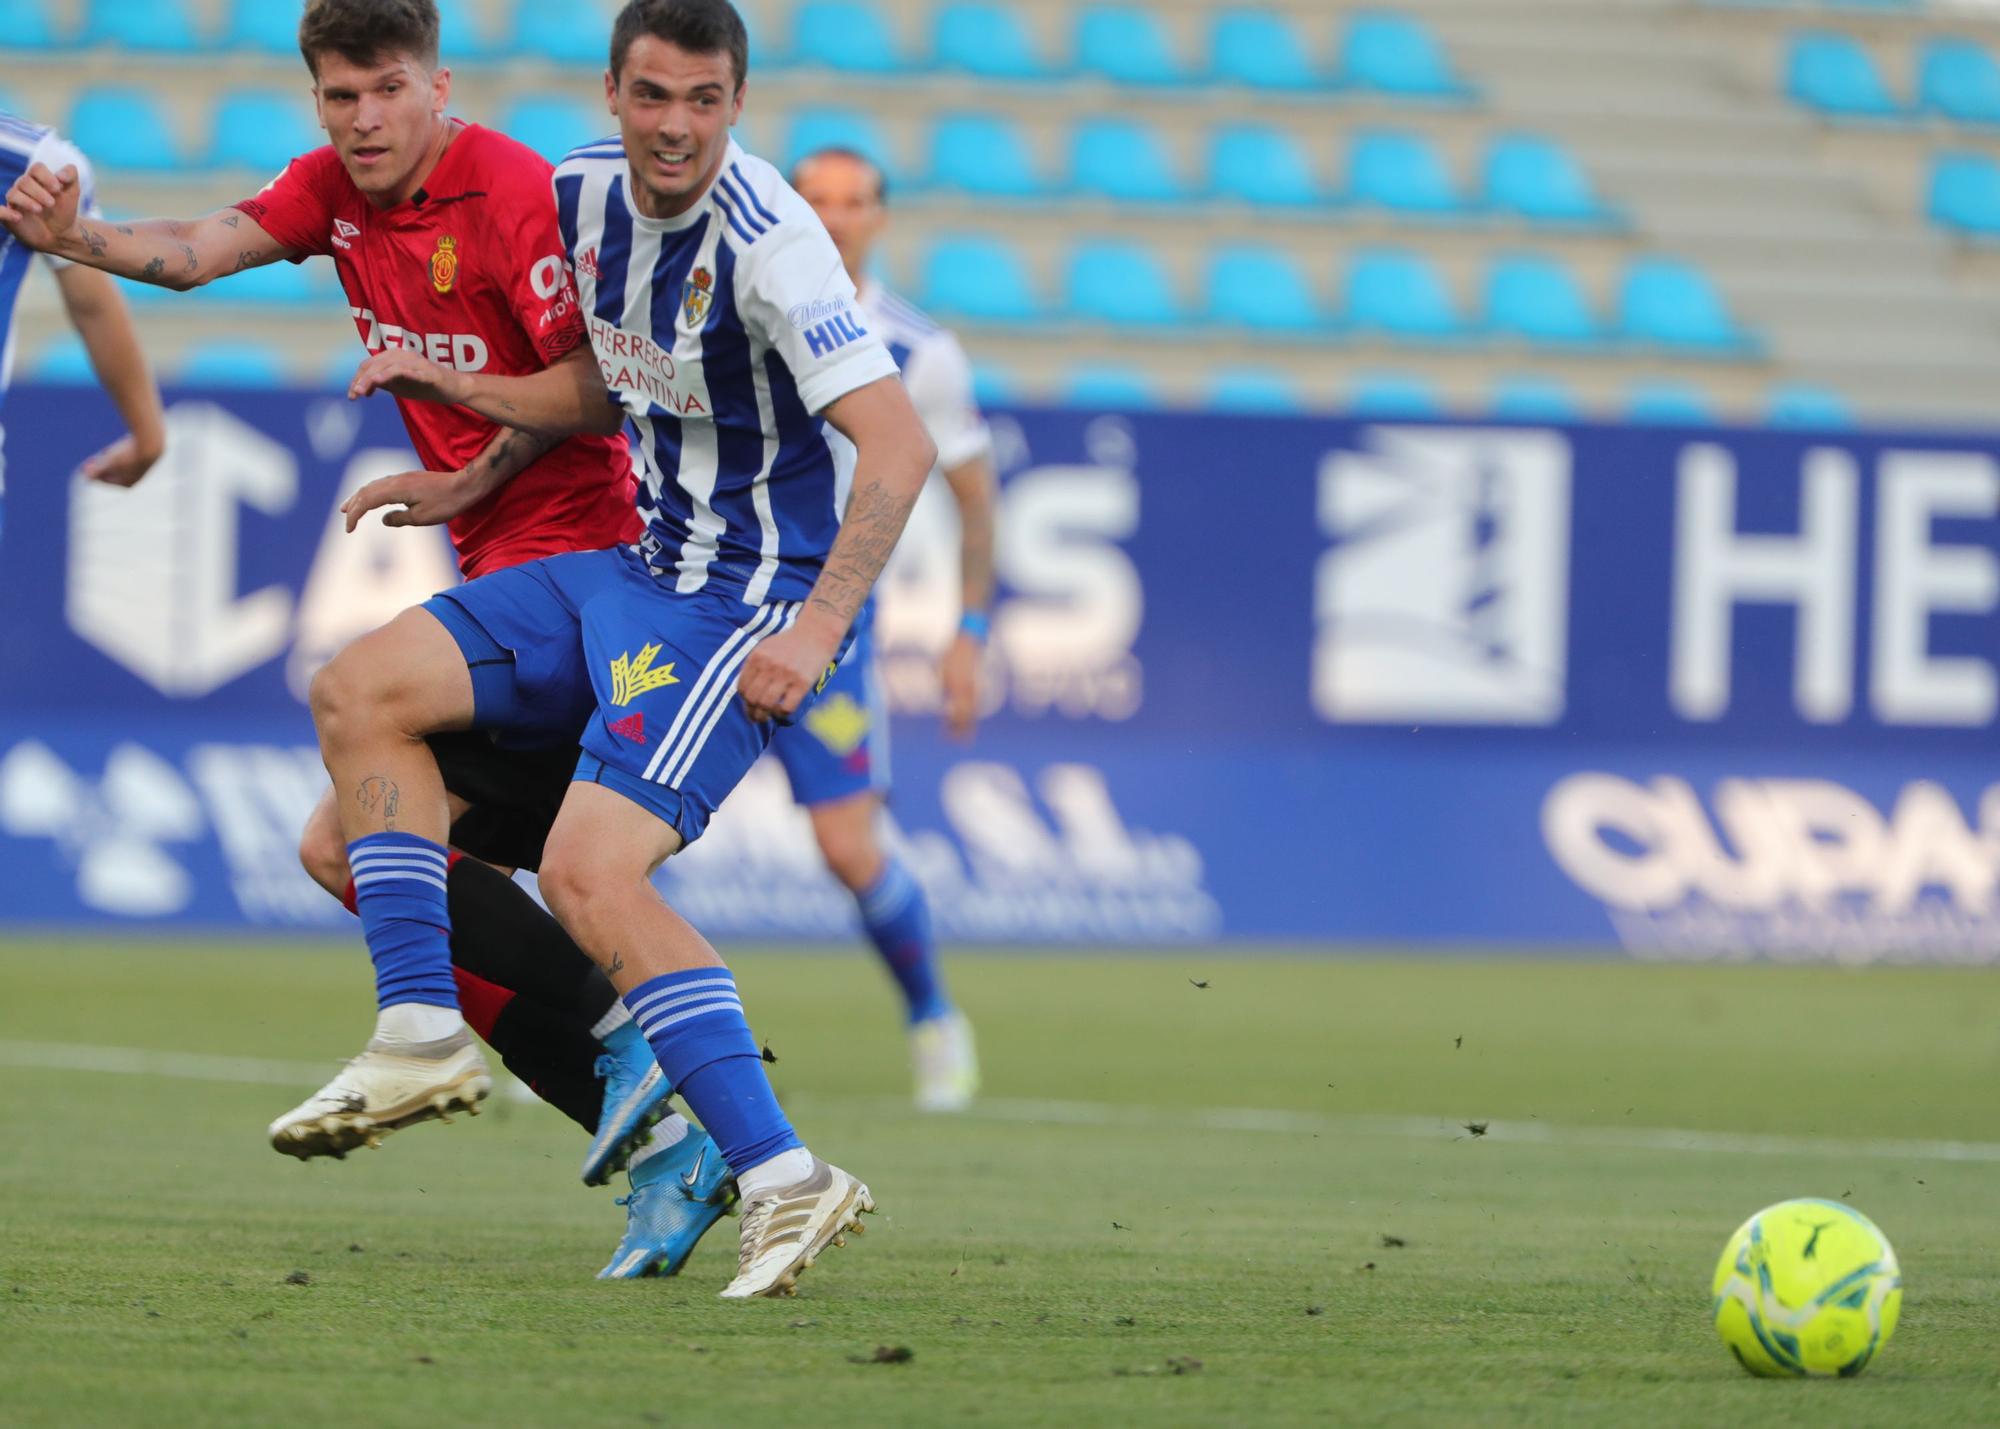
top-left (580, 1022), bottom-right (673, 1186)
top-left (597, 1129), bottom-right (738, 1279)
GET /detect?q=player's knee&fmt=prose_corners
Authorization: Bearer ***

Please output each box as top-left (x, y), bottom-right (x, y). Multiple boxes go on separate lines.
top-left (817, 820), bottom-right (882, 892)
top-left (536, 843), bottom-right (602, 933)
top-left (307, 648), bottom-right (370, 748)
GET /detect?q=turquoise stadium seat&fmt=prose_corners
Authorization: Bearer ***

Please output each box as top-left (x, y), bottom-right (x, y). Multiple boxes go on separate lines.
top-left (1209, 367), bottom-right (1304, 413)
top-left (930, 114), bottom-right (1041, 197)
top-left (29, 335), bottom-right (95, 384)
top-left (1919, 38), bottom-right (2000, 124)
top-left (1485, 254), bottom-right (1599, 344)
top-left (1337, 13), bottom-right (1467, 98)
top-left (436, 0), bottom-right (497, 58)
top-left (226, 0), bottom-right (295, 53)
top-left (1071, 118), bottom-right (1184, 201)
top-left (83, 0), bottom-right (198, 51)
top-left (512, 0), bottom-right (616, 65)
top-left (1066, 241), bottom-right (1180, 326)
top-left (179, 343), bottom-right (288, 388)
top-left (1210, 10), bottom-right (1320, 92)
top-left (1210, 125), bottom-right (1320, 208)
top-left (1205, 244), bottom-right (1320, 332)
top-left (1618, 259), bottom-right (1746, 350)
top-left (70, 90), bottom-right (180, 172)
top-left (1490, 375), bottom-right (1579, 421)
top-left (504, 96), bottom-right (609, 164)
top-left (1063, 365), bottom-right (1160, 408)
top-left (1767, 383), bottom-right (1854, 428)
top-left (785, 108), bottom-right (897, 181)
top-left (202, 258), bottom-right (322, 306)
top-left (1483, 135), bottom-right (1609, 223)
top-left (1626, 380), bottom-right (1715, 425)
top-left (1929, 151), bottom-right (2000, 232)
top-left (1348, 130), bottom-right (1460, 213)
top-left (1786, 32), bottom-right (1903, 117)
top-left (1347, 372), bottom-right (1442, 417)
top-left (210, 92), bottom-right (325, 173)
top-left (932, 3), bottom-right (1049, 79)
top-left (920, 236), bottom-right (1040, 322)
top-left (792, 1), bottom-right (905, 73)
top-left (1343, 250), bottom-right (1464, 340)
top-left (0, 0), bottom-right (57, 48)
top-left (1076, 7), bottom-right (1185, 85)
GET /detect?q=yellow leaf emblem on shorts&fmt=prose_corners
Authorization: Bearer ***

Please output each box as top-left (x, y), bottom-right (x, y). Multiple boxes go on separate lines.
top-left (609, 642), bottom-right (680, 706)
top-left (804, 693), bottom-right (871, 756)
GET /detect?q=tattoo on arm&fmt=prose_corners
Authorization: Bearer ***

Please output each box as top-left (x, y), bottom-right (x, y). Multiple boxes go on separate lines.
top-left (356, 776), bottom-right (402, 831)
top-left (141, 257), bottom-right (164, 281)
top-left (113, 224), bottom-right (134, 237)
top-left (178, 244), bottom-right (198, 277)
top-left (232, 249), bottom-right (260, 274)
top-left (808, 478), bottom-right (916, 626)
top-left (219, 213), bottom-right (240, 228)
top-left (80, 226), bottom-right (106, 259)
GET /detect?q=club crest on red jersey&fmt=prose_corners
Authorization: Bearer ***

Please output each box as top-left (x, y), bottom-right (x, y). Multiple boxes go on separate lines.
top-left (682, 265), bottom-right (714, 328)
top-left (430, 235), bottom-right (459, 295)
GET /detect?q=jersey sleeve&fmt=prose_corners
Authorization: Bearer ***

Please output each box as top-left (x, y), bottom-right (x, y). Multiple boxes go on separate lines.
top-left (230, 148), bottom-right (340, 257)
top-left (902, 330), bottom-right (993, 471)
top-left (735, 226), bottom-right (897, 415)
top-left (31, 131), bottom-right (98, 273)
top-left (501, 164), bottom-right (587, 367)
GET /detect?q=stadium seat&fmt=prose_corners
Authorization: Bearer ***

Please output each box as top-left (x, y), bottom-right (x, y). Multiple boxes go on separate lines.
top-left (1483, 135), bottom-right (1611, 224)
top-left (209, 92), bottom-right (325, 174)
top-left (225, 0), bottom-right (297, 54)
top-left (436, 0), bottom-right (497, 58)
top-left (1490, 375), bottom-right (1579, 421)
top-left (1347, 130), bottom-right (1461, 214)
top-left (1209, 125), bottom-right (1321, 208)
top-left (511, 0), bottom-right (617, 65)
top-left (1205, 244), bottom-right (1321, 332)
top-left (1063, 364), bottom-right (1160, 408)
top-left (1918, 38), bottom-right (2000, 125)
top-left (1343, 250), bottom-right (1464, 340)
top-left (1066, 241), bottom-right (1181, 326)
top-left (931, 3), bottom-right (1050, 80)
top-left (178, 343), bottom-right (288, 388)
top-left (1618, 258), bottom-right (1747, 350)
top-left (929, 114), bottom-right (1042, 197)
top-left (1928, 151), bottom-right (2000, 233)
top-left (1337, 13), bottom-right (1468, 98)
top-left (82, 0), bottom-right (198, 51)
top-left (1071, 118), bottom-right (1184, 202)
top-left (784, 108), bottom-right (897, 182)
top-left (792, 1), bottom-right (905, 73)
top-left (1785, 32), bottom-right (1904, 117)
top-left (1211, 10), bottom-right (1321, 91)
top-left (1484, 254), bottom-right (1599, 344)
top-left (28, 335), bottom-right (95, 385)
top-left (1208, 366), bottom-right (1304, 413)
top-left (1766, 383), bottom-right (1854, 428)
top-left (0, 0), bottom-right (58, 49)
top-left (503, 96), bottom-right (609, 164)
top-left (1075, 7), bottom-right (1185, 85)
top-left (1346, 372), bottom-right (1442, 417)
top-left (69, 90), bottom-right (180, 172)
top-left (919, 236), bottom-right (1041, 322)
top-left (202, 258), bottom-right (322, 306)
top-left (1626, 379), bottom-right (1715, 425)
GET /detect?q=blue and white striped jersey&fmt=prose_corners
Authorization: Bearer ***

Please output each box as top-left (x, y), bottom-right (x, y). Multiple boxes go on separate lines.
top-left (0, 114), bottom-right (96, 414)
top-left (554, 138), bottom-right (899, 607)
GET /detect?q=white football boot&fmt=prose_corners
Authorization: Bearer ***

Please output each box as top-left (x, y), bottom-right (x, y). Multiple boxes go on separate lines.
top-left (269, 1030), bottom-right (491, 1160)
top-left (910, 1010), bottom-right (979, 1113)
top-left (718, 1157), bottom-right (875, 1299)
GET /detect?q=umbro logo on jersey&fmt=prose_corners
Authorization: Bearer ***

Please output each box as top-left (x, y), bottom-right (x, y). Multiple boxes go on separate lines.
top-left (609, 642), bottom-right (680, 706)
top-left (607, 712), bottom-right (647, 744)
top-left (330, 218), bottom-right (359, 250)
top-left (802, 311), bottom-right (869, 360)
top-left (575, 246), bottom-right (601, 280)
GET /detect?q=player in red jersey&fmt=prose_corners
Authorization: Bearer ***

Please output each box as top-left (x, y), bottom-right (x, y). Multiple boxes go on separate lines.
top-left (0, 0), bottom-right (731, 1279)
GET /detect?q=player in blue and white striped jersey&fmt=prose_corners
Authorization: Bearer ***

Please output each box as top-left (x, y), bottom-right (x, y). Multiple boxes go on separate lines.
top-left (0, 114), bottom-right (165, 540)
top-left (310, 0), bottom-right (935, 1300)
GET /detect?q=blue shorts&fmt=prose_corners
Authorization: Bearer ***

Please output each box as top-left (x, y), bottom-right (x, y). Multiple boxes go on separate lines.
top-left (770, 626), bottom-right (890, 807)
top-left (423, 546), bottom-right (824, 846)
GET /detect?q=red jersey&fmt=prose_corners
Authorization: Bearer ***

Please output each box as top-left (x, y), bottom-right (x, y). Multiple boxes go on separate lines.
top-left (234, 122), bottom-right (640, 578)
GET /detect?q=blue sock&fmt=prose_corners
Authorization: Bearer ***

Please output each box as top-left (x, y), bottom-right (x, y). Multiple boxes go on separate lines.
top-left (348, 832), bottom-right (457, 1010)
top-left (625, 968), bottom-right (800, 1173)
top-left (857, 858), bottom-right (951, 1024)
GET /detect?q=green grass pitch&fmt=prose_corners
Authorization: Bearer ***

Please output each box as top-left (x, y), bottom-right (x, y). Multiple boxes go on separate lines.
top-left (2, 940), bottom-right (1997, 1426)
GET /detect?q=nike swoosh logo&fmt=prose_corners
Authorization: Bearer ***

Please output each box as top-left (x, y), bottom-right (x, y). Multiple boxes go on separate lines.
top-left (680, 1145), bottom-right (708, 1191)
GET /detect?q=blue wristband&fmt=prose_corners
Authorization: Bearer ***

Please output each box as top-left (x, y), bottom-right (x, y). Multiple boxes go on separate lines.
top-left (959, 610), bottom-right (990, 642)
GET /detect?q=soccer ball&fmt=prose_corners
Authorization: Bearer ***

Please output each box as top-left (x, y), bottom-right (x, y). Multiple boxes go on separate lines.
top-left (1712, 1198), bottom-right (1902, 1378)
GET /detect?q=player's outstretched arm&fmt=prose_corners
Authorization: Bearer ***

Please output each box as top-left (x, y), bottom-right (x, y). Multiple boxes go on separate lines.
top-left (340, 420), bottom-right (564, 532)
top-left (349, 346), bottom-right (624, 439)
top-left (52, 263), bottom-right (166, 487)
top-left (0, 162), bottom-right (285, 290)
top-left (740, 376), bottom-right (938, 723)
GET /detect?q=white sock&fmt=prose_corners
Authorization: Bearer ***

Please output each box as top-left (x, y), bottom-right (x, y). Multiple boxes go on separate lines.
top-left (628, 1114), bottom-right (692, 1169)
top-left (373, 1003), bottom-right (465, 1047)
top-left (590, 1001), bottom-right (632, 1040)
top-left (736, 1147), bottom-right (815, 1200)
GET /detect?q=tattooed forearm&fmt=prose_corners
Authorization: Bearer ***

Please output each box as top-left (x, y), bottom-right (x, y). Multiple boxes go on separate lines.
top-left (79, 226), bottom-right (107, 259)
top-left (808, 478), bottom-right (917, 626)
top-left (356, 776), bottom-right (401, 830)
top-left (179, 244), bottom-right (198, 276)
top-left (232, 249), bottom-right (260, 273)
top-left (113, 224), bottom-right (134, 236)
top-left (141, 256), bottom-right (164, 281)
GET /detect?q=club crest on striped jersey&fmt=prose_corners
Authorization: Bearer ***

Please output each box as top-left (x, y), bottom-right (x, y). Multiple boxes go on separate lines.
top-left (429, 235), bottom-right (459, 295)
top-left (803, 692), bottom-right (870, 756)
top-left (682, 265), bottom-right (715, 328)
top-left (610, 642), bottom-right (681, 706)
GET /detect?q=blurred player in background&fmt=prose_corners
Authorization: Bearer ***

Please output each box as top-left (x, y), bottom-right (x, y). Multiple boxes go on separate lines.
top-left (0, 0), bottom-right (733, 1281)
top-left (0, 113), bottom-right (164, 531)
top-left (784, 146), bottom-right (994, 1112)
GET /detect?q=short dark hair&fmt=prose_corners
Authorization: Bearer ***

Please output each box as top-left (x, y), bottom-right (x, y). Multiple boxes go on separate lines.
top-left (611, 0), bottom-right (750, 92)
top-left (298, 0), bottom-right (440, 76)
top-left (791, 147), bottom-right (889, 205)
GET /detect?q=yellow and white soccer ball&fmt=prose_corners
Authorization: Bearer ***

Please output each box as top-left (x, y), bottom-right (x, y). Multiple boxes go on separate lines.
top-left (1712, 1198), bottom-right (1902, 1378)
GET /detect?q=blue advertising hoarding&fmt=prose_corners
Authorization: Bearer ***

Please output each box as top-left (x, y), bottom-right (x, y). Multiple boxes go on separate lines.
top-left (3, 385), bottom-right (1998, 958)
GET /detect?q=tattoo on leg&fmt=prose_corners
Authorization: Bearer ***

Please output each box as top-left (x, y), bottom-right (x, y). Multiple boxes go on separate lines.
top-left (356, 776), bottom-right (402, 830)
top-left (607, 951), bottom-right (625, 977)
